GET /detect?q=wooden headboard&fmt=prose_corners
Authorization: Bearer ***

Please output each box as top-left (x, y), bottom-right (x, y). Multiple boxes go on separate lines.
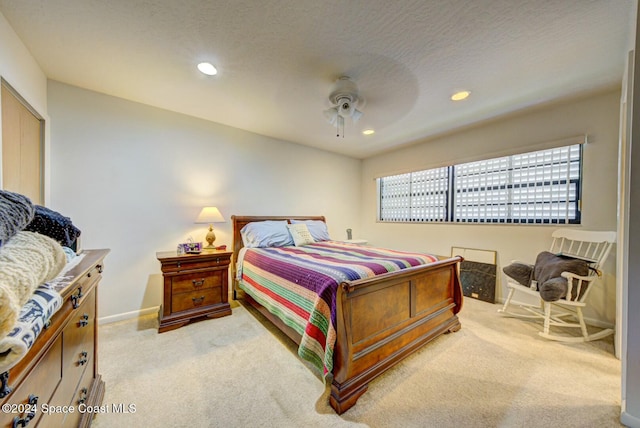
top-left (230, 215), bottom-right (326, 296)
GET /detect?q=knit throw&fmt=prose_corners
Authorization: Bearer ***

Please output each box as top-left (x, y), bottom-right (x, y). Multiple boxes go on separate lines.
top-left (0, 191), bottom-right (34, 247)
top-left (0, 231), bottom-right (66, 339)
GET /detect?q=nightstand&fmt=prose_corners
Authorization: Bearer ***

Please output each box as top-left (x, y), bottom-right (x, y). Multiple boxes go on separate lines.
top-left (156, 249), bottom-right (232, 333)
top-left (338, 239), bottom-right (368, 246)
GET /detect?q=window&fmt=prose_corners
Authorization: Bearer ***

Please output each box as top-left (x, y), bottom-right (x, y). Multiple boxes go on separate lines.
top-left (378, 144), bottom-right (582, 224)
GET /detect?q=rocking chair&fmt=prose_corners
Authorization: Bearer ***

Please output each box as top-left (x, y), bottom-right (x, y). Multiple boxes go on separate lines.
top-left (498, 229), bottom-right (616, 342)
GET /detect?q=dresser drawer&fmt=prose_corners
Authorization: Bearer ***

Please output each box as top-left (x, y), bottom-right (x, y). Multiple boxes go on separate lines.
top-left (0, 337), bottom-right (62, 428)
top-left (171, 271), bottom-right (222, 294)
top-left (171, 288), bottom-right (223, 313)
top-left (61, 288), bottom-right (95, 396)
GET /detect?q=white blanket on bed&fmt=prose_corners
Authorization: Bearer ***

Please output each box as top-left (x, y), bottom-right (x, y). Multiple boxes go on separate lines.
top-left (0, 285), bottom-right (63, 373)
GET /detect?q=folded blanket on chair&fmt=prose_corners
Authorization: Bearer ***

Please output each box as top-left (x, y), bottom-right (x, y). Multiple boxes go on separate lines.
top-left (0, 231), bottom-right (66, 339)
top-left (0, 285), bottom-right (63, 373)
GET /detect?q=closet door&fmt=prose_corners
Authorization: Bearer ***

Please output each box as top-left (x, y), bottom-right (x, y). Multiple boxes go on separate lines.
top-left (1, 81), bottom-right (43, 204)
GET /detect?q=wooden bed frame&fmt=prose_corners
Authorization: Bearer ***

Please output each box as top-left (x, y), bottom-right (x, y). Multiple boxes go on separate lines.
top-left (231, 215), bottom-right (464, 414)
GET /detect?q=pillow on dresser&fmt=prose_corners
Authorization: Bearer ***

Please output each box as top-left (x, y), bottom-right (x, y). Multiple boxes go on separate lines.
top-left (240, 220), bottom-right (294, 248)
top-left (287, 223), bottom-right (315, 246)
top-left (290, 219), bottom-right (330, 241)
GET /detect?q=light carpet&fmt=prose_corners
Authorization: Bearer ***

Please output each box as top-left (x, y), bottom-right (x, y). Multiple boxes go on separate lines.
top-left (92, 298), bottom-right (621, 427)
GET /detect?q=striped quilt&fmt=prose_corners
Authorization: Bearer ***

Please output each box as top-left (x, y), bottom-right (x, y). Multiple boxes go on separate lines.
top-left (239, 241), bottom-right (438, 377)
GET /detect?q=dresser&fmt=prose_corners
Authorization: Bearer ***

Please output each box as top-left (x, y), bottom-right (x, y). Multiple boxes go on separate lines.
top-left (0, 249), bottom-right (109, 428)
top-left (156, 249), bottom-right (232, 333)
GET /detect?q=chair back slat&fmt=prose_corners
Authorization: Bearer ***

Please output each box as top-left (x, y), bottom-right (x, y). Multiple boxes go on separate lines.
top-left (549, 229), bottom-right (616, 270)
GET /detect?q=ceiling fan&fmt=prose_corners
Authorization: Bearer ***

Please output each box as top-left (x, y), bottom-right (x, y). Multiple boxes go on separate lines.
top-left (323, 76), bottom-right (363, 137)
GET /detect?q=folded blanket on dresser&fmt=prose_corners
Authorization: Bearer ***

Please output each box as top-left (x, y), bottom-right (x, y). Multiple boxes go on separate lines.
top-left (0, 285), bottom-right (63, 373)
top-left (0, 231), bottom-right (66, 339)
top-left (0, 190), bottom-right (34, 247)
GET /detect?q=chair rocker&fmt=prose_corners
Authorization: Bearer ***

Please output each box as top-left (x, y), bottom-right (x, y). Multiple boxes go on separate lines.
top-left (498, 229), bottom-right (616, 343)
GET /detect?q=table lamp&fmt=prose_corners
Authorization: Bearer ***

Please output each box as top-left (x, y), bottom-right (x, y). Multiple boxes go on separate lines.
top-left (195, 206), bottom-right (225, 248)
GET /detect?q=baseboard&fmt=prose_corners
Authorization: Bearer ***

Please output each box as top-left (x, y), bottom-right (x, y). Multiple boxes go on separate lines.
top-left (98, 306), bottom-right (159, 325)
top-left (621, 408), bottom-right (640, 427)
top-left (497, 297), bottom-right (615, 330)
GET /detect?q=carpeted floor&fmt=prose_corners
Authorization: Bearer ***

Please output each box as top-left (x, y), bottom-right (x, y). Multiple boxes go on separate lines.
top-left (91, 298), bottom-right (622, 428)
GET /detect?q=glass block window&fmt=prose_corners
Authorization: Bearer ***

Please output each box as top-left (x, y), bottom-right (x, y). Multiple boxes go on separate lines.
top-left (379, 168), bottom-right (449, 222)
top-left (377, 144), bottom-right (582, 224)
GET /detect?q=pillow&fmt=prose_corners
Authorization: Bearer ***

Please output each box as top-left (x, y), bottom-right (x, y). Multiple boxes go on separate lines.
top-left (24, 205), bottom-right (81, 248)
top-left (502, 262), bottom-right (533, 287)
top-left (533, 251), bottom-right (590, 302)
top-left (0, 190), bottom-right (35, 247)
top-left (290, 219), bottom-right (330, 241)
top-left (240, 220), bottom-right (294, 248)
top-left (287, 223), bottom-right (315, 246)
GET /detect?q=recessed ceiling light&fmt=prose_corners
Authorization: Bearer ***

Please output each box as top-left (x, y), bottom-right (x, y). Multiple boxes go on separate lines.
top-left (451, 90), bottom-right (470, 101)
top-left (362, 129), bottom-right (375, 135)
top-left (197, 62), bottom-right (218, 76)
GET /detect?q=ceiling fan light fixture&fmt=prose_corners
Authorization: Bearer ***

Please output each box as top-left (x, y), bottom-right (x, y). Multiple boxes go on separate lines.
top-left (323, 107), bottom-right (339, 125)
top-left (324, 76), bottom-right (364, 137)
top-left (197, 62), bottom-right (218, 76)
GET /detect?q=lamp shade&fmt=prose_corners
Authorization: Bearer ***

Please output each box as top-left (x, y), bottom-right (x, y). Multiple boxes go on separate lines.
top-left (195, 206), bottom-right (225, 224)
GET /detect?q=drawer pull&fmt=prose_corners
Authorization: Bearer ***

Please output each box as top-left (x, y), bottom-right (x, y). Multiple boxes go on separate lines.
top-left (192, 296), bottom-right (205, 305)
top-left (78, 351), bottom-right (88, 366)
top-left (216, 257), bottom-right (220, 263)
top-left (11, 394), bottom-right (38, 428)
top-left (192, 279), bottom-right (205, 287)
top-left (79, 313), bottom-right (90, 327)
top-left (77, 387), bottom-right (88, 405)
top-left (97, 264), bottom-right (103, 274)
top-left (71, 286), bottom-right (84, 309)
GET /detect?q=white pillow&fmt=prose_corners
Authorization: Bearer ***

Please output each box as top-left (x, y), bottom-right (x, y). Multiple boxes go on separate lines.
top-left (287, 223), bottom-right (315, 246)
top-left (290, 219), bottom-right (330, 241)
top-left (240, 221), bottom-right (294, 248)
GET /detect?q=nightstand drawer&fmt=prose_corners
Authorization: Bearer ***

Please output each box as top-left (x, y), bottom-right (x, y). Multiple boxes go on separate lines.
top-left (160, 255), bottom-right (231, 273)
top-left (171, 271), bottom-right (222, 294)
top-left (172, 288), bottom-right (223, 313)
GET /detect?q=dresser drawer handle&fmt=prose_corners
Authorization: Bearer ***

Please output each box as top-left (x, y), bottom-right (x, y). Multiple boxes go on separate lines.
top-left (192, 279), bottom-right (205, 287)
top-left (78, 351), bottom-right (88, 366)
top-left (79, 313), bottom-right (90, 327)
top-left (192, 296), bottom-right (205, 305)
top-left (77, 387), bottom-right (89, 405)
top-left (71, 286), bottom-right (84, 309)
top-left (97, 264), bottom-right (103, 274)
top-left (11, 394), bottom-right (38, 428)
top-left (216, 257), bottom-right (220, 263)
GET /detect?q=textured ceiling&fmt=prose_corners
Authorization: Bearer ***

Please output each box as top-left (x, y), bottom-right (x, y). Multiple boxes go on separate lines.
top-left (0, 0), bottom-right (635, 158)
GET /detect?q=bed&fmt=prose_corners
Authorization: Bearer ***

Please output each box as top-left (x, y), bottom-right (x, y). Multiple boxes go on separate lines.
top-left (232, 215), bottom-right (464, 414)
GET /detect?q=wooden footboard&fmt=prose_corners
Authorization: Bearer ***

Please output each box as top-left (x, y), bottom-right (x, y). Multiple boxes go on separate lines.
top-left (330, 256), bottom-right (463, 413)
top-left (231, 215), bottom-right (463, 414)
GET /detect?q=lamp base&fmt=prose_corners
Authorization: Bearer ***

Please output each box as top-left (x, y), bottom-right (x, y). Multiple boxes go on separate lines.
top-left (205, 226), bottom-right (216, 248)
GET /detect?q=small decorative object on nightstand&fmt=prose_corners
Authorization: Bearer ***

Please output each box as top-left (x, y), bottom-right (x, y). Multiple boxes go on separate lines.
top-left (195, 206), bottom-right (225, 249)
top-left (156, 249), bottom-right (232, 332)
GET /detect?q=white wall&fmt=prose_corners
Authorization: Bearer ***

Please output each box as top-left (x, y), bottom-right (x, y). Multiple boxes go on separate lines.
top-left (47, 81), bottom-right (362, 320)
top-left (361, 90), bottom-right (620, 326)
top-left (0, 11), bottom-right (51, 202)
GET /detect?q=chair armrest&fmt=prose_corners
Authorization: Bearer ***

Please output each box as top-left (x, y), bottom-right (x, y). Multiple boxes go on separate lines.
top-left (509, 260), bottom-right (534, 267)
top-left (560, 270), bottom-right (600, 282)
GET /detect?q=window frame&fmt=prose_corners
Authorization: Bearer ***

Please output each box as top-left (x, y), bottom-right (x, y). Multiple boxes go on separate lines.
top-left (377, 143), bottom-right (583, 225)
